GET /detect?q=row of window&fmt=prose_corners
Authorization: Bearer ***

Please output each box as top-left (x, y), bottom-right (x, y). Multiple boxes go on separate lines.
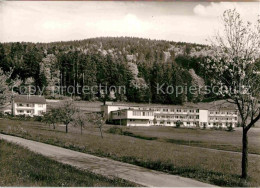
top-left (17, 103), bottom-right (44, 108)
top-left (209, 111), bottom-right (237, 115)
top-left (132, 111), bottom-right (153, 116)
top-left (17, 110), bottom-right (33, 113)
top-left (129, 107), bottom-right (199, 113)
top-left (154, 121), bottom-right (198, 125)
top-left (209, 117), bottom-right (238, 121)
top-left (17, 110), bottom-right (44, 114)
top-left (209, 122), bottom-right (236, 126)
top-left (17, 103), bottom-right (34, 107)
top-left (155, 115), bottom-right (199, 120)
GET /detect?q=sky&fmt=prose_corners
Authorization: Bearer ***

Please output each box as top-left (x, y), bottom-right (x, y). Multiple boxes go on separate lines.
top-left (0, 1), bottom-right (259, 44)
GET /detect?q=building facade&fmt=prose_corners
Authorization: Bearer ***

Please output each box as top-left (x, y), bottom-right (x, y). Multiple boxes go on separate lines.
top-left (12, 95), bottom-right (47, 116)
top-left (102, 102), bottom-right (238, 128)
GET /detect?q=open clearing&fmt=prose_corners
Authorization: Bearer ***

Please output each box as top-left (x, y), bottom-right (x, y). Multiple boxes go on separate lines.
top-left (0, 118), bottom-right (259, 186)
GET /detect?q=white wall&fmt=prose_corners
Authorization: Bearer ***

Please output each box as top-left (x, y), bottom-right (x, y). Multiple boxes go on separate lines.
top-left (127, 119), bottom-right (150, 126)
top-left (13, 102), bottom-right (46, 116)
top-left (34, 104), bottom-right (46, 116)
top-left (103, 105), bottom-right (128, 120)
top-left (127, 110), bottom-right (154, 120)
top-left (199, 110), bottom-right (208, 123)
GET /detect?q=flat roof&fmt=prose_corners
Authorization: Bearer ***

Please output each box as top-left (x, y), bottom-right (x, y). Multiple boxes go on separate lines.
top-left (103, 100), bottom-right (237, 111)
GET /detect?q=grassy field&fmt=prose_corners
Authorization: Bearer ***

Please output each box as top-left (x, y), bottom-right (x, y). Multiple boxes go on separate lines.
top-left (107, 125), bottom-right (260, 155)
top-left (0, 118), bottom-right (260, 186)
top-left (0, 139), bottom-right (135, 187)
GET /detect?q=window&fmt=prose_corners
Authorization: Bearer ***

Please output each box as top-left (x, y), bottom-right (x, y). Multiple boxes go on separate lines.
top-left (38, 104), bottom-right (43, 108)
top-left (26, 110), bottom-right (31, 113)
top-left (133, 111), bottom-right (141, 116)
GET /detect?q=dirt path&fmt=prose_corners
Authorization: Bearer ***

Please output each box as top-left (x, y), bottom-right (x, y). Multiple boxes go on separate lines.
top-left (0, 134), bottom-right (213, 187)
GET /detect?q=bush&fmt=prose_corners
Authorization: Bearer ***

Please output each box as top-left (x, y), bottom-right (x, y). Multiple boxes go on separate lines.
top-left (227, 125), bottom-right (234, 132)
top-left (107, 126), bottom-right (123, 135)
top-left (176, 121), bottom-right (182, 128)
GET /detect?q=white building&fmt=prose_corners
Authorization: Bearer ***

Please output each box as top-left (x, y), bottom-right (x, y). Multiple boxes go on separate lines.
top-left (12, 95), bottom-right (47, 116)
top-left (102, 102), bottom-right (238, 128)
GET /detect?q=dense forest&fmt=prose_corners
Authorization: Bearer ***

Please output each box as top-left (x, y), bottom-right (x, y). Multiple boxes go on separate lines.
top-left (0, 37), bottom-right (221, 105)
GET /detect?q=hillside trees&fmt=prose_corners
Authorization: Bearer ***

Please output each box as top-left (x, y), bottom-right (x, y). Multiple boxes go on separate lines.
top-left (0, 37), bottom-right (210, 104)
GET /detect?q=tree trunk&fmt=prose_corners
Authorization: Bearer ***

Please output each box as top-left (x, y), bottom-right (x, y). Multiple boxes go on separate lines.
top-left (99, 127), bottom-right (103, 139)
top-left (66, 124), bottom-right (68, 133)
top-left (81, 125), bottom-right (82, 135)
top-left (242, 128), bottom-right (248, 179)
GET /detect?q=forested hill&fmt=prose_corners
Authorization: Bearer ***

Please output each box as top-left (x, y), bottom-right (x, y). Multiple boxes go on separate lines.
top-left (0, 37), bottom-right (215, 104)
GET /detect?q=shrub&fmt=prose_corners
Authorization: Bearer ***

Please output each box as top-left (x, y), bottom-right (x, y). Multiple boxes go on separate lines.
top-left (176, 121), bottom-right (182, 128)
top-left (227, 124), bottom-right (234, 132)
top-left (107, 126), bottom-right (123, 135)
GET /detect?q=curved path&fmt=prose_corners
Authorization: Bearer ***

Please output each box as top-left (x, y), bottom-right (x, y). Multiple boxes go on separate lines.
top-left (0, 134), bottom-right (213, 187)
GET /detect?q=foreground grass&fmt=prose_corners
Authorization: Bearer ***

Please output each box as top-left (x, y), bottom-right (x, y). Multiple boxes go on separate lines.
top-left (0, 139), bottom-right (136, 187)
top-left (0, 118), bottom-right (259, 186)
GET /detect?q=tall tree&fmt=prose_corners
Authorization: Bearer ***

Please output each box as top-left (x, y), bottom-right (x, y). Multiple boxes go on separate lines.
top-left (205, 9), bottom-right (260, 179)
top-left (0, 68), bottom-right (10, 108)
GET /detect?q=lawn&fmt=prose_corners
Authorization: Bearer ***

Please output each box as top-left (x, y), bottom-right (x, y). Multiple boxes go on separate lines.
top-left (0, 139), bottom-right (135, 187)
top-left (109, 125), bottom-right (260, 155)
top-left (0, 118), bottom-right (260, 186)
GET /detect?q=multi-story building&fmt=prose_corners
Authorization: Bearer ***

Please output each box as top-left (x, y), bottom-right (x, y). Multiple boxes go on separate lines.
top-left (102, 102), bottom-right (238, 128)
top-left (12, 95), bottom-right (47, 116)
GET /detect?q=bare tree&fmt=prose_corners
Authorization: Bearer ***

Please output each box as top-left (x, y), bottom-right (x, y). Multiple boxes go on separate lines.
top-left (72, 111), bottom-right (87, 135)
top-left (205, 9), bottom-right (260, 179)
top-left (88, 112), bottom-right (105, 138)
top-left (43, 108), bottom-right (60, 129)
top-left (58, 100), bottom-right (77, 133)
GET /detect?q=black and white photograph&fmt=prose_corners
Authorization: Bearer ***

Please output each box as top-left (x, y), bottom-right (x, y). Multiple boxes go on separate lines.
top-left (0, 0), bottom-right (260, 187)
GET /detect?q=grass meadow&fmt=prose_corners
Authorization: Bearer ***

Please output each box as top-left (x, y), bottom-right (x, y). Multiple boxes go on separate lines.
top-left (0, 139), bottom-right (136, 187)
top-left (0, 118), bottom-right (260, 186)
top-left (108, 125), bottom-right (260, 155)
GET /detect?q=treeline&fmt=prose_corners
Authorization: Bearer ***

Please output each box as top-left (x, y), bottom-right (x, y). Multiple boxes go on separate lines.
top-left (0, 37), bottom-right (212, 105)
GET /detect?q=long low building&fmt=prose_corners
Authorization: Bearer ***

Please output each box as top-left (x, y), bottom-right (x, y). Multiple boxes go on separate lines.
top-left (101, 102), bottom-right (238, 128)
